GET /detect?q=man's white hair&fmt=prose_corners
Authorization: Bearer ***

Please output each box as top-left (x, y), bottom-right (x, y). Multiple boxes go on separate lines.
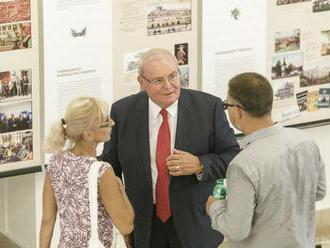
top-left (138, 48), bottom-right (178, 76)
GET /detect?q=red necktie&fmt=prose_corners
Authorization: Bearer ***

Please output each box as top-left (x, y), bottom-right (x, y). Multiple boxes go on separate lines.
top-left (156, 109), bottom-right (171, 222)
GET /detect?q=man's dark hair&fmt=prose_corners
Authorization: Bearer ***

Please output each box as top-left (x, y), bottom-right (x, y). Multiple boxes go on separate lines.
top-left (228, 72), bottom-right (273, 117)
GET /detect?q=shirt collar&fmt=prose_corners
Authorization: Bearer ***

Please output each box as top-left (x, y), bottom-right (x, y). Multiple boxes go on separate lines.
top-left (149, 98), bottom-right (178, 120)
top-left (239, 123), bottom-right (283, 149)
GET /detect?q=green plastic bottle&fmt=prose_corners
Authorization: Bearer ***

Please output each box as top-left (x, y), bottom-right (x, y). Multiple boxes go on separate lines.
top-left (213, 179), bottom-right (226, 200)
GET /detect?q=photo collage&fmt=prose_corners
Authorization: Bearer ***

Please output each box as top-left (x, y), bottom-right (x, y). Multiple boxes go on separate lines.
top-left (272, 0), bottom-right (330, 115)
top-left (0, 0), bottom-right (33, 166)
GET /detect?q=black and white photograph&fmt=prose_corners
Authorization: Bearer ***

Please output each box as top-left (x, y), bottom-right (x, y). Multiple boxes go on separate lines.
top-left (0, 101), bottom-right (32, 134)
top-left (275, 29), bottom-right (300, 53)
top-left (300, 65), bottom-right (330, 87)
top-left (277, 0), bottom-right (311, 5)
top-left (313, 0), bottom-right (330, 12)
top-left (271, 52), bottom-right (303, 79)
top-left (147, 0), bottom-right (191, 36)
top-left (273, 79), bottom-right (295, 101)
top-left (318, 88), bottom-right (330, 108)
top-left (175, 43), bottom-right (188, 65)
top-left (321, 29), bottom-right (330, 56)
top-left (296, 90), bottom-right (308, 112)
top-left (179, 66), bottom-right (189, 88)
top-left (0, 130), bottom-right (32, 164)
top-left (0, 69), bottom-right (32, 102)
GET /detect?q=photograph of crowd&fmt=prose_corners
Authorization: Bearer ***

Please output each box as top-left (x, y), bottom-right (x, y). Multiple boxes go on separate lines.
top-left (300, 65), bottom-right (330, 87)
top-left (0, 101), bottom-right (32, 134)
top-left (271, 52), bottom-right (303, 79)
top-left (313, 0), bottom-right (330, 12)
top-left (0, 21), bottom-right (31, 52)
top-left (321, 30), bottom-right (330, 56)
top-left (179, 66), bottom-right (189, 88)
top-left (147, 1), bottom-right (191, 36)
top-left (275, 29), bottom-right (300, 53)
top-left (175, 43), bottom-right (188, 65)
top-left (0, 69), bottom-right (32, 102)
top-left (273, 79), bottom-right (295, 101)
top-left (0, 0), bottom-right (30, 25)
top-left (0, 131), bottom-right (32, 164)
top-left (277, 0), bottom-right (311, 5)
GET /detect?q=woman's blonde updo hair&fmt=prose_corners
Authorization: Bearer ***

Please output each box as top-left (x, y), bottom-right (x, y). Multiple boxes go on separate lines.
top-left (45, 96), bottom-right (109, 153)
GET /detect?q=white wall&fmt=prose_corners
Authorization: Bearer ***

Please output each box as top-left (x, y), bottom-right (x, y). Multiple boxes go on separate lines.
top-left (0, 173), bottom-right (36, 248)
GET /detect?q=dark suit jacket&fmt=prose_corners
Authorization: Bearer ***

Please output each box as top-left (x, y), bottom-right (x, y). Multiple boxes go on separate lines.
top-left (101, 89), bottom-right (240, 248)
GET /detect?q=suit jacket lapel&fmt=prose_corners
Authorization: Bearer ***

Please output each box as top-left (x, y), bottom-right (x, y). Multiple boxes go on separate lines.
top-left (135, 93), bottom-right (153, 189)
top-left (175, 89), bottom-right (192, 151)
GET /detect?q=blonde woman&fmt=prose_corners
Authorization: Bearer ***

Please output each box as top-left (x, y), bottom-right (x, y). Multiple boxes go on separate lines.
top-left (39, 97), bottom-right (134, 248)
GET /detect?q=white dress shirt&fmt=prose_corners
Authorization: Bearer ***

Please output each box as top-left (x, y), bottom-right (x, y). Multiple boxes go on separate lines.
top-left (148, 98), bottom-right (178, 203)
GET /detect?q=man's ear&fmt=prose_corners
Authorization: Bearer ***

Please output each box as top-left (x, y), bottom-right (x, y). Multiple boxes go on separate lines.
top-left (138, 76), bottom-right (145, 91)
top-left (236, 107), bottom-right (245, 121)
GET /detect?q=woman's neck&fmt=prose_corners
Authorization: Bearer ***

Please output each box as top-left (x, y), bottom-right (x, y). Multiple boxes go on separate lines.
top-left (71, 140), bottom-right (97, 157)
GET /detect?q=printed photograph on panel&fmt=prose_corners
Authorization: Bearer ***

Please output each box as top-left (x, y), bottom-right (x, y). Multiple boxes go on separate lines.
top-left (313, 0), bottom-right (330, 12)
top-left (179, 66), bottom-right (189, 88)
top-left (271, 52), bottom-right (303, 80)
top-left (0, 0), bottom-right (31, 25)
top-left (0, 21), bottom-right (31, 52)
top-left (123, 48), bottom-right (149, 73)
top-left (277, 0), bottom-right (311, 5)
top-left (296, 90), bottom-right (308, 112)
top-left (147, 0), bottom-right (191, 36)
top-left (0, 69), bottom-right (32, 102)
top-left (300, 65), bottom-right (330, 87)
top-left (318, 88), bottom-right (330, 108)
top-left (0, 101), bottom-right (32, 134)
top-left (0, 131), bottom-right (32, 164)
top-left (273, 79), bottom-right (295, 101)
top-left (306, 90), bottom-right (319, 111)
top-left (315, 208), bottom-right (330, 248)
top-left (321, 30), bottom-right (330, 56)
top-left (275, 29), bottom-right (300, 53)
top-left (175, 43), bottom-right (188, 65)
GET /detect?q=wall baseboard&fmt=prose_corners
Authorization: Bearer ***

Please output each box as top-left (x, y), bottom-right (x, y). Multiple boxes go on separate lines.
top-left (0, 232), bottom-right (20, 248)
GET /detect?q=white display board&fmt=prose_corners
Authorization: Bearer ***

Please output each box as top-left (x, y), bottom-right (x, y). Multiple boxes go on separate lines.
top-left (43, 0), bottom-right (113, 159)
top-left (112, 0), bottom-right (198, 100)
top-left (202, 0), bottom-right (330, 127)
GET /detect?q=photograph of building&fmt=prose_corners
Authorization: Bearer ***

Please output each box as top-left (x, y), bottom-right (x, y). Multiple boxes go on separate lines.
top-left (300, 66), bottom-right (330, 87)
top-left (275, 29), bottom-right (300, 53)
top-left (147, 1), bottom-right (191, 36)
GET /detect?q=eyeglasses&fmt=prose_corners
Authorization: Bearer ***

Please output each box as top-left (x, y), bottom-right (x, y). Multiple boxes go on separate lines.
top-left (140, 70), bottom-right (181, 86)
top-left (222, 100), bottom-right (244, 110)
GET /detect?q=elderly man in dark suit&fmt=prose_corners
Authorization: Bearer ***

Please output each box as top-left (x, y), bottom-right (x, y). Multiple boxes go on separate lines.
top-left (101, 48), bottom-right (240, 248)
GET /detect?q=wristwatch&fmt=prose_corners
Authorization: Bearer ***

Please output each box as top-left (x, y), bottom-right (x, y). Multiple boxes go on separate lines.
top-left (196, 164), bottom-right (204, 181)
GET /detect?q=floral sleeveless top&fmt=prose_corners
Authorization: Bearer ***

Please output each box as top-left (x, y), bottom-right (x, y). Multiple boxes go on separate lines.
top-left (47, 151), bottom-right (113, 247)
